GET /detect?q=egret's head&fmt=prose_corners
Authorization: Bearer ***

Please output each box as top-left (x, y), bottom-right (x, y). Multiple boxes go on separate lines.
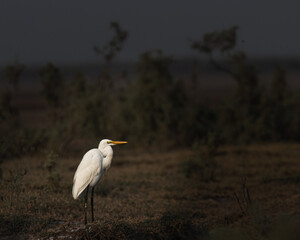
top-left (99, 139), bottom-right (127, 148)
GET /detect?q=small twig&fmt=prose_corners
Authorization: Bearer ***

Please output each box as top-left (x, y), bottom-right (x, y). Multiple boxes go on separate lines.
top-left (233, 191), bottom-right (245, 215)
top-left (233, 177), bottom-right (253, 215)
top-left (242, 178), bottom-right (247, 209)
top-left (209, 54), bottom-right (241, 82)
top-left (242, 177), bottom-right (252, 210)
top-left (246, 186), bottom-right (251, 204)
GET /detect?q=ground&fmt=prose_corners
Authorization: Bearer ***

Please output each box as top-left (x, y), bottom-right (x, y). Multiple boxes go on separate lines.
top-left (0, 143), bottom-right (299, 239)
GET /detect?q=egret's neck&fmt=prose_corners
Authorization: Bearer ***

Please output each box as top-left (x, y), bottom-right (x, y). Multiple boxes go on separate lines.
top-left (99, 145), bottom-right (113, 170)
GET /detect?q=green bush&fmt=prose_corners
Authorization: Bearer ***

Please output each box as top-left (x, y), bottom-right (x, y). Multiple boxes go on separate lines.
top-left (1, 24), bottom-right (300, 161)
top-left (3, 60), bottom-right (25, 91)
top-left (39, 62), bottom-right (64, 107)
top-left (191, 26), bottom-right (300, 144)
top-left (127, 50), bottom-right (189, 146)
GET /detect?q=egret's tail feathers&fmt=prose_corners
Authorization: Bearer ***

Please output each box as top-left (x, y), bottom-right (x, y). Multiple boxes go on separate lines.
top-left (72, 186), bottom-right (80, 199)
top-left (72, 164), bottom-right (97, 199)
top-left (72, 174), bottom-right (91, 199)
top-left (72, 179), bottom-right (90, 199)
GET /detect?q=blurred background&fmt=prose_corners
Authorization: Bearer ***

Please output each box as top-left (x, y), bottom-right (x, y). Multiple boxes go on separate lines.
top-left (1, 0), bottom-right (300, 156)
top-left (0, 1), bottom-right (300, 239)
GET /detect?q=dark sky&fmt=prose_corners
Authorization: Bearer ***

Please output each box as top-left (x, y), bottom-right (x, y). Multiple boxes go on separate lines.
top-left (1, 0), bottom-right (300, 65)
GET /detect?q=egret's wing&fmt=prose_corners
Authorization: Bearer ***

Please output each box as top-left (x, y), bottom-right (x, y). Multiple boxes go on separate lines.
top-left (72, 149), bottom-right (103, 199)
top-left (72, 166), bottom-right (96, 199)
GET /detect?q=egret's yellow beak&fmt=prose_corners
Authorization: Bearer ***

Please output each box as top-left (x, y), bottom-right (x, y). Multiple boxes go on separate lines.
top-left (108, 140), bottom-right (128, 145)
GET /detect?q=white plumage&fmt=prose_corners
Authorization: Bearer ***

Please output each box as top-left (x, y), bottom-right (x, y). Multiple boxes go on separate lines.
top-left (72, 139), bottom-right (127, 224)
top-left (72, 149), bottom-right (104, 199)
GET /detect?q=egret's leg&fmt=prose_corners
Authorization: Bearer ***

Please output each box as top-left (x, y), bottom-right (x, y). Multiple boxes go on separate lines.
top-left (84, 186), bottom-right (89, 225)
top-left (91, 187), bottom-right (95, 222)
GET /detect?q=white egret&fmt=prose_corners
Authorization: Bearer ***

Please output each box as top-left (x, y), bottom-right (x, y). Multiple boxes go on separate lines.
top-left (72, 139), bottom-right (127, 224)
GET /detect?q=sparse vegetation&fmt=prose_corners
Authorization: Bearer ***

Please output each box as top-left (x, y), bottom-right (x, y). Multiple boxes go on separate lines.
top-left (0, 145), bottom-right (299, 239)
top-left (44, 151), bottom-right (61, 190)
top-left (1, 25), bottom-right (300, 152)
top-left (39, 62), bottom-right (64, 108)
top-left (190, 26), bottom-right (300, 143)
top-left (3, 59), bottom-right (25, 91)
top-left (0, 23), bottom-right (300, 238)
top-left (94, 21), bottom-right (128, 63)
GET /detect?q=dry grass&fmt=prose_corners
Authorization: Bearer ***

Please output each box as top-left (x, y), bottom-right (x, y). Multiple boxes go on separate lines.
top-left (0, 144), bottom-right (299, 239)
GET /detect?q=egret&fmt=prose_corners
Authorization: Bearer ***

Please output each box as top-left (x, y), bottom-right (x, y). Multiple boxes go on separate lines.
top-left (72, 139), bottom-right (127, 224)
